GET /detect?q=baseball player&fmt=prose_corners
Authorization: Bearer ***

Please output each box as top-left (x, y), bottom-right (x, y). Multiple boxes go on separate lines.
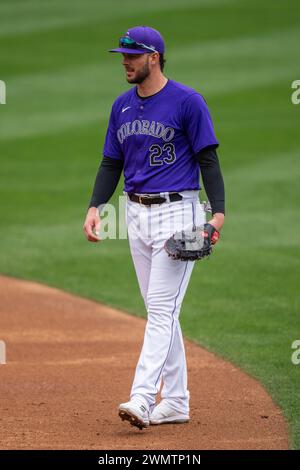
top-left (83, 26), bottom-right (225, 430)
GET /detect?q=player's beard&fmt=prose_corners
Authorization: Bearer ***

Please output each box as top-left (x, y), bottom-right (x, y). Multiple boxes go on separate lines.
top-left (126, 58), bottom-right (150, 84)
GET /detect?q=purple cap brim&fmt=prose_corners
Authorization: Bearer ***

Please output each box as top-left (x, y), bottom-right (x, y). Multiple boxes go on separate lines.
top-left (109, 47), bottom-right (149, 54)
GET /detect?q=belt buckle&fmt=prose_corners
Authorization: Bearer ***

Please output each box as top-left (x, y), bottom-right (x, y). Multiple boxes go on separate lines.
top-left (139, 194), bottom-right (152, 205)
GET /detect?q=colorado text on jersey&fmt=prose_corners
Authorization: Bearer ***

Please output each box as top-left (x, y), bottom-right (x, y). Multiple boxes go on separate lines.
top-left (117, 120), bottom-right (175, 144)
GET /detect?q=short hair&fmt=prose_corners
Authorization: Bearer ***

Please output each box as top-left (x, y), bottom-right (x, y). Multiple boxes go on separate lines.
top-left (159, 53), bottom-right (166, 72)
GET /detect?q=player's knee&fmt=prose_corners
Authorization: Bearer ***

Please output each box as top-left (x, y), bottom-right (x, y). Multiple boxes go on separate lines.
top-left (146, 296), bottom-right (179, 325)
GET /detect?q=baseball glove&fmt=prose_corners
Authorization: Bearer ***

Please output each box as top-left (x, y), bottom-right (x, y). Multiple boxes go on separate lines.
top-left (164, 223), bottom-right (220, 261)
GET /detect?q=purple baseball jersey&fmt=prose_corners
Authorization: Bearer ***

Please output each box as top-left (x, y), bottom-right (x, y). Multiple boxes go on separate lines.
top-left (103, 79), bottom-right (219, 193)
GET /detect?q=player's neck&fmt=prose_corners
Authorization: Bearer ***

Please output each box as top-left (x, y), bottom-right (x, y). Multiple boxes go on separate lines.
top-left (136, 74), bottom-right (168, 98)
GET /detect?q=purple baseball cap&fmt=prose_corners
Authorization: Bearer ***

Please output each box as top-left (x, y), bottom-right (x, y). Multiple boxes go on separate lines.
top-left (109, 26), bottom-right (165, 55)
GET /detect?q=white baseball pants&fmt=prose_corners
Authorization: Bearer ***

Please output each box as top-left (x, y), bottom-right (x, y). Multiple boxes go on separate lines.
top-left (125, 191), bottom-right (206, 414)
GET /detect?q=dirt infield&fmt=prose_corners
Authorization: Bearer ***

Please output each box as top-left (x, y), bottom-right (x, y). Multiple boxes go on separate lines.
top-left (0, 275), bottom-right (289, 450)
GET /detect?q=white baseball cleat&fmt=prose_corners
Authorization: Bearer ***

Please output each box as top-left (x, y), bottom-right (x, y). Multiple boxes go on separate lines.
top-left (150, 400), bottom-right (190, 425)
top-left (118, 401), bottom-right (150, 430)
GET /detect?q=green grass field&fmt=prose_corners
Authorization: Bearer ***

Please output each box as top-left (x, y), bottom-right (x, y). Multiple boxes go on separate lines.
top-left (1, 0), bottom-right (299, 449)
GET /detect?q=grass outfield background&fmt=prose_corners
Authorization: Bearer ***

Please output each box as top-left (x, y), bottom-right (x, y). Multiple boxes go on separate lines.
top-left (0, 0), bottom-right (299, 448)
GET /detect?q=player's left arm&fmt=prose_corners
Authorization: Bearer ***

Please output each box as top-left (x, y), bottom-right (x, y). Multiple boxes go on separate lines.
top-left (195, 145), bottom-right (225, 232)
top-left (181, 92), bottom-right (225, 232)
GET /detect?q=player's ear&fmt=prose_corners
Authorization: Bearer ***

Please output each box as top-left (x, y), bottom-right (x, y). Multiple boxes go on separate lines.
top-left (150, 52), bottom-right (159, 65)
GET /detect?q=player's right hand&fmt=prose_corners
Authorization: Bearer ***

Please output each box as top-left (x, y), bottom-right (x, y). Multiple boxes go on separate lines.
top-left (83, 207), bottom-right (101, 242)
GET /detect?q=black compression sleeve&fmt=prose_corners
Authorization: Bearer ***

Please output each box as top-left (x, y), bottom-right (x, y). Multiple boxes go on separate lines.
top-left (88, 156), bottom-right (124, 209)
top-left (195, 146), bottom-right (225, 215)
